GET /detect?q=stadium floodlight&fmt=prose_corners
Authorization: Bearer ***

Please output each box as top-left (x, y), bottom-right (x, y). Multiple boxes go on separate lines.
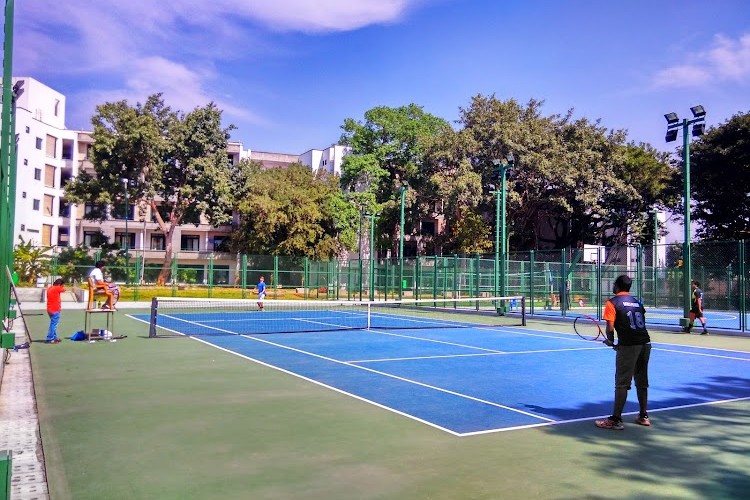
top-left (662, 106), bottom-right (707, 327)
top-left (690, 105), bottom-right (706, 118)
top-left (664, 112), bottom-right (679, 125)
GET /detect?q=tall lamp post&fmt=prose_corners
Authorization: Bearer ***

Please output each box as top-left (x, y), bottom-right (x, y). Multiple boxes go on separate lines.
top-left (367, 212), bottom-right (379, 301)
top-left (121, 178), bottom-right (130, 285)
top-left (398, 183), bottom-right (407, 301)
top-left (492, 153), bottom-right (514, 312)
top-left (664, 105), bottom-right (706, 326)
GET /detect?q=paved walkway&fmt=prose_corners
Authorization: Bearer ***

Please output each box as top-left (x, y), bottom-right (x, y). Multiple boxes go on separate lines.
top-left (0, 315), bottom-right (49, 500)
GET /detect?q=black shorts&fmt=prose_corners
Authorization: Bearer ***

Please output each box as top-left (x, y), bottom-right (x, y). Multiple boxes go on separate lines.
top-left (690, 308), bottom-right (703, 318)
top-left (614, 344), bottom-right (651, 390)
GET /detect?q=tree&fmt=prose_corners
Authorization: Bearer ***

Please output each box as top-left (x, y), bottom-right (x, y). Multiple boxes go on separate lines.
top-left (232, 162), bottom-right (358, 258)
top-left (339, 104), bottom-right (450, 256)
top-left (13, 236), bottom-right (51, 285)
top-left (688, 111), bottom-right (750, 241)
top-left (65, 94), bottom-right (236, 284)
top-left (427, 94), bottom-right (676, 251)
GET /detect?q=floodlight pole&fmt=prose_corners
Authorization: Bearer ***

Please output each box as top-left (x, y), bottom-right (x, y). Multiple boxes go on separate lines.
top-left (122, 178), bottom-right (129, 285)
top-left (681, 120), bottom-right (692, 323)
top-left (665, 109), bottom-right (705, 324)
top-left (492, 155), bottom-right (514, 313)
top-left (367, 212), bottom-right (379, 301)
top-left (398, 184), bottom-right (407, 301)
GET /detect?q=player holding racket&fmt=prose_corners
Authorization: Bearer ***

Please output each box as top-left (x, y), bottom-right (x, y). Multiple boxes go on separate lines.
top-left (595, 275), bottom-right (652, 431)
top-left (257, 276), bottom-right (267, 311)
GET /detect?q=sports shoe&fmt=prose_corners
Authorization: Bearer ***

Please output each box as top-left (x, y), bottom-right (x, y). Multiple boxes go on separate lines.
top-left (700, 329), bottom-right (709, 335)
top-left (45, 339), bottom-right (61, 344)
top-left (595, 417), bottom-right (624, 430)
top-left (634, 415), bottom-right (651, 427)
top-left (682, 327), bottom-right (691, 333)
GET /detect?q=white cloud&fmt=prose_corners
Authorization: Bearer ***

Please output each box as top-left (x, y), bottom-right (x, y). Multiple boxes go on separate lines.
top-left (653, 32), bottom-right (750, 88)
top-left (14, 0), bottom-right (429, 131)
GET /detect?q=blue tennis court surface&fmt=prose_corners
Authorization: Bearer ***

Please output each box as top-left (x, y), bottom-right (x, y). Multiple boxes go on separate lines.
top-left (532, 306), bottom-right (750, 331)
top-left (133, 310), bottom-right (750, 436)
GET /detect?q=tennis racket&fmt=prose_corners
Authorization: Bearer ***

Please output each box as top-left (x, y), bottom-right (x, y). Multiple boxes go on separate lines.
top-left (574, 315), bottom-right (608, 342)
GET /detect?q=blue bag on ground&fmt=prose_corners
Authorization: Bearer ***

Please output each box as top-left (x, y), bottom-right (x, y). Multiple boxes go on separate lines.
top-left (70, 330), bottom-right (86, 341)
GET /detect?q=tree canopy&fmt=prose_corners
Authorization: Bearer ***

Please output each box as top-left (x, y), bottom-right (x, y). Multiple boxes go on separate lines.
top-left (65, 94), bottom-right (236, 284)
top-left (688, 110), bottom-right (750, 241)
top-left (231, 161), bottom-right (358, 258)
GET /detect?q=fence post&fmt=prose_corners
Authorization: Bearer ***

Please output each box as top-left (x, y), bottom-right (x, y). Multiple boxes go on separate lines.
top-left (740, 241), bottom-right (746, 332)
top-left (241, 254), bottom-right (247, 299)
top-left (208, 254), bottom-right (214, 298)
top-left (529, 250), bottom-right (535, 315)
top-left (171, 253), bottom-right (178, 297)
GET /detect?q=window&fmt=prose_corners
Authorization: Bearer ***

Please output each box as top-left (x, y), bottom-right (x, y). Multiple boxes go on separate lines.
top-left (43, 194), bottom-right (54, 216)
top-left (22, 192), bottom-right (26, 198)
top-left (213, 236), bottom-right (230, 252)
top-left (115, 232), bottom-right (135, 249)
top-left (58, 227), bottom-right (69, 246)
top-left (421, 220), bottom-right (436, 236)
top-left (44, 164), bottom-right (55, 187)
top-left (54, 99), bottom-right (60, 117)
top-left (34, 168), bottom-right (41, 180)
top-left (32, 199), bottom-right (40, 211)
top-left (25, 126), bottom-right (29, 133)
top-left (35, 137), bottom-right (42, 149)
top-left (61, 140), bottom-right (73, 160)
top-left (45, 134), bottom-right (57, 158)
top-left (150, 234), bottom-right (166, 251)
top-left (181, 235), bottom-right (200, 251)
top-left (59, 199), bottom-right (71, 217)
top-left (112, 203), bottom-right (134, 220)
top-left (23, 159), bottom-right (27, 166)
top-left (83, 231), bottom-right (106, 247)
top-left (42, 224), bottom-right (52, 246)
top-left (84, 202), bottom-right (105, 218)
top-left (151, 205), bottom-right (171, 223)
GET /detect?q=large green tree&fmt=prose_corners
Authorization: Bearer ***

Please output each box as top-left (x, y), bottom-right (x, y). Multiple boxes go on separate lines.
top-left (231, 161), bottom-right (358, 258)
top-left (65, 94), bottom-right (236, 284)
top-left (688, 111), bottom-right (750, 241)
top-left (426, 94), bottom-right (676, 251)
top-left (339, 104), bottom-right (450, 256)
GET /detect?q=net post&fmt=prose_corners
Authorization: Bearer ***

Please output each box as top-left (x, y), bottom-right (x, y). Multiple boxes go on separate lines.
top-left (367, 302), bottom-right (371, 330)
top-left (148, 297), bottom-right (158, 338)
top-left (521, 296), bottom-right (526, 326)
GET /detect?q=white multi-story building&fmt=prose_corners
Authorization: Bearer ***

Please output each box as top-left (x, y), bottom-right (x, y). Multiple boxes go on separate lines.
top-left (10, 77), bottom-right (351, 282)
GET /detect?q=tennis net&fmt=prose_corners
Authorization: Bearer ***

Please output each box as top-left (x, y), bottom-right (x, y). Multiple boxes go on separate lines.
top-left (147, 296), bottom-right (525, 337)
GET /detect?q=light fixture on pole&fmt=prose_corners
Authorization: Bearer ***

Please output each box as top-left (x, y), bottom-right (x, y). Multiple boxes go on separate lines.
top-left (664, 106), bottom-right (706, 326)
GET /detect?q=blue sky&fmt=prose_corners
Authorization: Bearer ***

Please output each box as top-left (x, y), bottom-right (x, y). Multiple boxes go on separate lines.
top-left (12, 0), bottom-right (750, 156)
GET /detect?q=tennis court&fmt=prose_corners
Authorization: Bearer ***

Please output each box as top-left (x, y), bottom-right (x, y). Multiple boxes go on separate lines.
top-left (134, 297), bottom-right (750, 436)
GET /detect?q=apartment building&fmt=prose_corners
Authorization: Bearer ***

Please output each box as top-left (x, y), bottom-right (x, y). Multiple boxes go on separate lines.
top-left (11, 77), bottom-right (351, 282)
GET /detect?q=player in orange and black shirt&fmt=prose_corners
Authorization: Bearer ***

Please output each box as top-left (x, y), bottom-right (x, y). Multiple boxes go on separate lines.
top-left (595, 275), bottom-right (652, 430)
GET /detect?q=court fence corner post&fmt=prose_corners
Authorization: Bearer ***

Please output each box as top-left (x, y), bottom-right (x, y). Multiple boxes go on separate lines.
top-left (0, 450), bottom-right (10, 500)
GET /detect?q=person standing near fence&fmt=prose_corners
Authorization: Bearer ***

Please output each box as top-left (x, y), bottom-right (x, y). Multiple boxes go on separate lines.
top-left (595, 275), bottom-right (652, 430)
top-left (684, 280), bottom-right (708, 335)
top-left (45, 278), bottom-right (65, 344)
top-left (257, 276), bottom-right (267, 311)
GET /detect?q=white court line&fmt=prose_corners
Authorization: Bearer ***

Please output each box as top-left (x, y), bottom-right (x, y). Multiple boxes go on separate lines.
top-left (459, 396), bottom-right (750, 437)
top-left (348, 346), bottom-right (604, 364)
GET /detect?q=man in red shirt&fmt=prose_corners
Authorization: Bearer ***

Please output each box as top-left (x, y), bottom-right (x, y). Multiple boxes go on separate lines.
top-left (595, 275), bottom-right (652, 430)
top-left (46, 278), bottom-right (65, 344)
